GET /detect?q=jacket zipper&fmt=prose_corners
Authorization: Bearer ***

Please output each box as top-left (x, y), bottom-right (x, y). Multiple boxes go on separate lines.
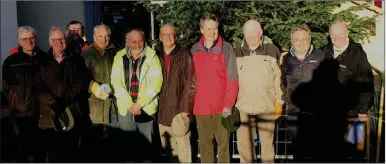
top-left (166, 51), bottom-right (180, 82)
top-left (167, 55), bottom-right (175, 81)
top-left (11, 92), bottom-right (16, 110)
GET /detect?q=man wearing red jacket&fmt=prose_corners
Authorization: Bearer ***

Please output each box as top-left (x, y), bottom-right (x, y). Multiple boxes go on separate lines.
top-left (190, 13), bottom-right (239, 163)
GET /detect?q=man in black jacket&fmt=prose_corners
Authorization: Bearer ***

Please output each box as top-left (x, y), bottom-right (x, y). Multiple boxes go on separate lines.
top-left (320, 20), bottom-right (374, 162)
top-left (282, 24), bottom-right (325, 161)
top-left (35, 27), bottom-right (90, 162)
top-left (2, 26), bottom-right (46, 162)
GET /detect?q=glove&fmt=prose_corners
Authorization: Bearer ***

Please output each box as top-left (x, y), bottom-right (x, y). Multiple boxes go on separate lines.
top-left (90, 82), bottom-right (109, 100)
top-left (274, 102), bottom-right (283, 120)
top-left (100, 83), bottom-right (112, 95)
top-left (222, 108), bottom-right (232, 118)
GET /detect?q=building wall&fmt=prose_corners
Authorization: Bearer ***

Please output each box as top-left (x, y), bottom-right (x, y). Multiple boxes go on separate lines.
top-left (17, 1), bottom-right (85, 51)
top-left (1, 1), bottom-right (18, 91)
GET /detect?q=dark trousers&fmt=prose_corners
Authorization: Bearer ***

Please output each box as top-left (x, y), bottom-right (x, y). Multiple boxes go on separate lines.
top-left (287, 110), bottom-right (316, 162)
top-left (288, 109), bottom-right (349, 162)
top-left (80, 108), bottom-right (121, 162)
top-left (80, 123), bottom-right (121, 162)
top-left (1, 117), bottom-right (40, 162)
top-left (35, 128), bottom-right (79, 162)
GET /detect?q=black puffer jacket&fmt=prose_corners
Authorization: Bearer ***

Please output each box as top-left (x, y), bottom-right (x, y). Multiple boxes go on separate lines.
top-left (2, 46), bottom-right (47, 117)
top-left (282, 46), bottom-right (325, 111)
top-left (320, 41), bottom-right (374, 116)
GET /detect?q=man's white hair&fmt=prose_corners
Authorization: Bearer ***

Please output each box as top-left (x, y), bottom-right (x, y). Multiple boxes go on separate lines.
top-left (48, 26), bottom-right (65, 39)
top-left (18, 26), bottom-right (36, 39)
top-left (329, 19), bottom-right (349, 33)
top-left (93, 24), bottom-right (111, 35)
top-left (160, 23), bottom-right (177, 35)
top-left (243, 19), bottom-right (262, 33)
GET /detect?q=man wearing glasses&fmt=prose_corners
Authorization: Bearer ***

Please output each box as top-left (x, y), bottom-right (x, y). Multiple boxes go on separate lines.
top-left (2, 26), bottom-right (47, 162)
top-left (9, 26), bottom-right (43, 56)
top-left (157, 23), bottom-right (196, 163)
top-left (35, 27), bottom-right (89, 162)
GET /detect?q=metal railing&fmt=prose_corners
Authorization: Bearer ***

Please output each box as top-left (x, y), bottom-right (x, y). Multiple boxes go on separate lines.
top-left (369, 65), bottom-right (384, 163)
top-left (196, 66), bottom-right (384, 162)
top-left (196, 116), bottom-right (293, 161)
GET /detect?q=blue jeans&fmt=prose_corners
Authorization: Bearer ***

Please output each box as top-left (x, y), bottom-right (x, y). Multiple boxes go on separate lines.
top-left (118, 111), bottom-right (153, 143)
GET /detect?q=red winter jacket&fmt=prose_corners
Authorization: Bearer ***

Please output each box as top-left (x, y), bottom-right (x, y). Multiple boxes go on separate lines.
top-left (190, 36), bottom-right (239, 115)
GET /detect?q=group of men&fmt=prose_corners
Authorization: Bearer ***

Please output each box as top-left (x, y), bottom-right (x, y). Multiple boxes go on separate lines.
top-left (1, 12), bottom-right (374, 163)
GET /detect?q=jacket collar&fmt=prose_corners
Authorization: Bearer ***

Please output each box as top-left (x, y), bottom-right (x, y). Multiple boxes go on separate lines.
top-left (196, 35), bottom-right (223, 54)
top-left (94, 42), bottom-right (115, 56)
top-left (18, 46), bottom-right (44, 56)
top-left (241, 41), bottom-right (265, 54)
top-left (160, 44), bottom-right (181, 57)
top-left (325, 39), bottom-right (357, 58)
top-left (47, 48), bottom-right (74, 60)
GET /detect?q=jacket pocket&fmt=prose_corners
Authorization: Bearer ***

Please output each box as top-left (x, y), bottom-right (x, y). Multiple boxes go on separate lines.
top-left (338, 65), bottom-right (352, 84)
top-left (9, 84), bottom-right (35, 116)
top-left (88, 100), bottom-right (105, 123)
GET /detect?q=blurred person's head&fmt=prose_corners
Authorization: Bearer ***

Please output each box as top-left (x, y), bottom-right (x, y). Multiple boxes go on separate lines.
top-left (243, 19), bottom-right (263, 50)
top-left (159, 23), bottom-right (177, 49)
top-left (200, 13), bottom-right (219, 44)
top-left (93, 24), bottom-right (111, 50)
top-left (18, 26), bottom-right (37, 55)
top-left (67, 21), bottom-right (85, 38)
top-left (329, 20), bottom-right (350, 49)
top-left (126, 29), bottom-right (145, 57)
top-left (291, 24), bottom-right (312, 54)
top-left (48, 27), bottom-right (67, 55)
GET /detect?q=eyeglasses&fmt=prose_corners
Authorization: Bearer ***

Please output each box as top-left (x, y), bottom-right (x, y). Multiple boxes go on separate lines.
top-left (292, 38), bottom-right (310, 44)
top-left (19, 37), bottom-right (36, 42)
top-left (160, 33), bottom-right (175, 38)
top-left (50, 38), bottom-right (66, 43)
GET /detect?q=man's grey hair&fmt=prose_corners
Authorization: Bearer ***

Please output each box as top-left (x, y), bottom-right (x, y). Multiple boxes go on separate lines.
top-left (18, 26), bottom-right (36, 39)
top-left (329, 19), bottom-right (349, 33)
top-left (126, 28), bottom-right (145, 41)
top-left (290, 24), bottom-right (312, 39)
top-left (199, 13), bottom-right (219, 28)
top-left (93, 24), bottom-right (111, 35)
top-left (48, 26), bottom-right (65, 39)
top-left (160, 23), bottom-right (177, 35)
top-left (243, 19), bottom-right (262, 33)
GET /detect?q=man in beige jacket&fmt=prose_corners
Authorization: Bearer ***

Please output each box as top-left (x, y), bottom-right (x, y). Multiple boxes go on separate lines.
top-left (235, 19), bottom-right (284, 163)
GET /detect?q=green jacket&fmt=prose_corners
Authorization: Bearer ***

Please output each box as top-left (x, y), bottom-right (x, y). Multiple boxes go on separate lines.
top-left (111, 46), bottom-right (163, 116)
top-left (82, 44), bottom-right (119, 124)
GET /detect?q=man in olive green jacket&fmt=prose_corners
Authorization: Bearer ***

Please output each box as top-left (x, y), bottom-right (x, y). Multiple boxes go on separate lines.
top-left (80, 24), bottom-right (120, 162)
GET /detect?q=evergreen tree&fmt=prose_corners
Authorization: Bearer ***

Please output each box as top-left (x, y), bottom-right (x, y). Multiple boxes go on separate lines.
top-left (142, 1), bottom-right (379, 50)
